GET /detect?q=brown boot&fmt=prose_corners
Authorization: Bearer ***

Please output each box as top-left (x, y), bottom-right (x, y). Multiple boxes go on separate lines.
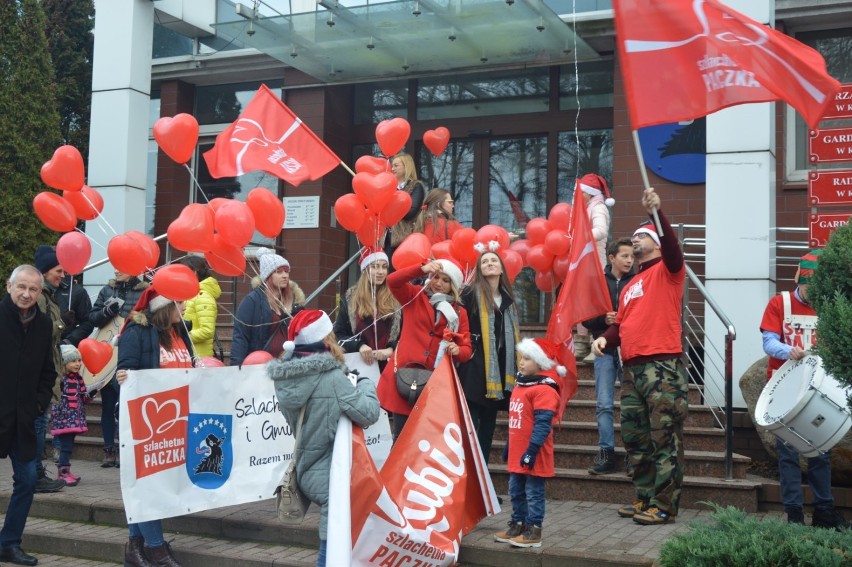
top-left (144, 542), bottom-right (181, 567)
top-left (124, 536), bottom-right (150, 567)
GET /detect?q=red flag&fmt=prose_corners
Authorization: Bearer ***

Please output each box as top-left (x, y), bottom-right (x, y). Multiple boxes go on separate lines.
top-left (614, 0), bottom-right (840, 129)
top-left (547, 182), bottom-right (611, 418)
top-left (202, 84), bottom-right (341, 186)
top-left (507, 190), bottom-right (531, 226)
top-left (327, 356), bottom-right (499, 566)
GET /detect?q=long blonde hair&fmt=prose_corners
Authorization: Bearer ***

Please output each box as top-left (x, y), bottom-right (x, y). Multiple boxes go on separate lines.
top-left (323, 333), bottom-right (345, 362)
top-left (392, 152), bottom-right (419, 186)
top-left (350, 263), bottom-right (399, 320)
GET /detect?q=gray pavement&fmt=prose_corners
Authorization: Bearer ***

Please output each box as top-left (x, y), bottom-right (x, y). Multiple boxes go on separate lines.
top-left (0, 458), bottom-right (786, 566)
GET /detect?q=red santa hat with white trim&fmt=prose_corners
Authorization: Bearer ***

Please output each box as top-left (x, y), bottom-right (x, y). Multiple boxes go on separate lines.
top-left (516, 337), bottom-right (567, 377)
top-left (282, 309), bottom-right (334, 359)
top-left (578, 173), bottom-right (615, 207)
top-left (359, 245), bottom-right (389, 271)
top-left (632, 221), bottom-right (661, 246)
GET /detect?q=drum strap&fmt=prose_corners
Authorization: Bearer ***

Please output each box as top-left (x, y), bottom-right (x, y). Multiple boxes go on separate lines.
top-left (781, 291), bottom-right (817, 331)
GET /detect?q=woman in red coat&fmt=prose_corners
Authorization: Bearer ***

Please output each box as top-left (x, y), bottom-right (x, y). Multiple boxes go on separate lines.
top-left (377, 258), bottom-right (472, 439)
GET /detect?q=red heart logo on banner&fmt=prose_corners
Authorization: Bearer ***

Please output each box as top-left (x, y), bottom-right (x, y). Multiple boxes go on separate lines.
top-left (153, 113), bottom-right (199, 164)
top-left (78, 338), bottom-right (113, 375)
top-left (40, 145), bottom-right (85, 192)
top-left (423, 127), bottom-right (450, 156)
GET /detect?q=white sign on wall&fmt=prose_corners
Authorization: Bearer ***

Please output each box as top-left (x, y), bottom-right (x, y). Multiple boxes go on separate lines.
top-left (283, 196), bottom-right (320, 229)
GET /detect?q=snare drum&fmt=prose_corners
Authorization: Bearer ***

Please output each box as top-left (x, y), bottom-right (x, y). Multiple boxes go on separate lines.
top-left (755, 354), bottom-right (852, 457)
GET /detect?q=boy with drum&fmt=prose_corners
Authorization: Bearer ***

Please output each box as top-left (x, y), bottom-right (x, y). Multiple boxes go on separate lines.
top-left (759, 249), bottom-right (850, 529)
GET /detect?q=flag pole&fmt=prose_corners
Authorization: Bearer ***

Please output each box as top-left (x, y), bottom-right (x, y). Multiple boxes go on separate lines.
top-left (340, 161), bottom-right (356, 177)
top-left (631, 130), bottom-right (664, 236)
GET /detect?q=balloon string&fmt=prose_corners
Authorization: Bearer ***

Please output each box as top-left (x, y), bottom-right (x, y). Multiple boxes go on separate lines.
top-left (183, 163), bottom-right (211, 205)
top-left (75, 226), bottom-right (106, 253)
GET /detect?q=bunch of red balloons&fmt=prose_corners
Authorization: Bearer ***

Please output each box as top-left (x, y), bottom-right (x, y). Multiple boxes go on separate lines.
top-left (523, 203), bottom-right (574, 292)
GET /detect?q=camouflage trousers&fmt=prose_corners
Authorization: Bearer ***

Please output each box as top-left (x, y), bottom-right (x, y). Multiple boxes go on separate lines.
top-left (621, 358), bottom-right (689, 514)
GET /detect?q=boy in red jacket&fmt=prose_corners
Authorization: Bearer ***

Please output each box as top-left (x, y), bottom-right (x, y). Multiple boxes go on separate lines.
top-left (494, 337), bottom-right (562, 548)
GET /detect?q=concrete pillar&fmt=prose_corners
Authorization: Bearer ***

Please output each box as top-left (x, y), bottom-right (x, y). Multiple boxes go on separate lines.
top-left (86, 0), bottom-right (154, 289)
top-left (703, 0), bottom-right (775, 408)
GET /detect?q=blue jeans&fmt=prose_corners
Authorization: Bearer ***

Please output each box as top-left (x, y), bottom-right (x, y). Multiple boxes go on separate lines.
top-left (508, 473), bottom-right (546, 527)
top-left (0, 444), bottom-right (37, 547)
top-left (128, 521), bottom-right (165, 547)
top-left (317, 539), bottom-right (326, 567)
top-left (594, 352), bottom-right (622, 450)
top-left (101, 378), bottom-right (119, 449)
top-left (55, 434), bottom-right (76, 467)
top-left (776, 438), bottom-right (834, 512)
top-left (34, 410), bottom-right (48, 475)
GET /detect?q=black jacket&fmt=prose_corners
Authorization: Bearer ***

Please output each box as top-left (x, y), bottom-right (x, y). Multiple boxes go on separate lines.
top-left (583, 265), bottom-right (636, 352)
top-left (0, 295), bottom-right (57, 460)
top-left (55, 276), bottom-right (95, 346)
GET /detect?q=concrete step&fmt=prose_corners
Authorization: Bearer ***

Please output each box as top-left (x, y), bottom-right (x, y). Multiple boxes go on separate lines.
top-left (493, 420), bottom-right (728, 452)
top-left (487, 466), bottom-right (763, 512)
top-left (488, 442), bottom-right (751, 479)
top-left (571, 379), bottom-right (704, 405)
top-left (560, 399), bottom-right (720, 428)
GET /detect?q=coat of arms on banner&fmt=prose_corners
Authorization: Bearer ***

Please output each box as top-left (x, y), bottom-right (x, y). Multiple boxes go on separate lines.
top-left (186, 413), bottom-right (233, 489)
top-left (126, 386), bottom-right (190, 479)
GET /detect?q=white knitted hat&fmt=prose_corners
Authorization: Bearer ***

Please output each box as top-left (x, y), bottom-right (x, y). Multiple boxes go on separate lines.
top-left (256, 247), bottom-right (290, 281)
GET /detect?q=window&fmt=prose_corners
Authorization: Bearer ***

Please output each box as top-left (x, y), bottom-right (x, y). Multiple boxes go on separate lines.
top-left (195, 82), bottom-right (283, 125)
top-left (353, 81), bottom-right (408, 125)
top-left (559, 60), bottom-right (614, 111)
top-left (787, 28), bottom-right (852, 183)
top-left (556, 129), bottom-right (613, 203)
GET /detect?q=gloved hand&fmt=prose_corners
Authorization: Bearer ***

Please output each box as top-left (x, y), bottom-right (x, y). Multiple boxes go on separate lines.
top-left (60, 310), bottom-right (76, 328)
top-left (103, 301), bottom-right (120, 319)
top-left (520, 451), bottom-right (537, 469)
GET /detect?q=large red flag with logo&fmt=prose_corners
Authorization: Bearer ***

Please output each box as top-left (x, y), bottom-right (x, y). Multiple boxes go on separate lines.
top-left (614, 0), bottom-right (840, 129)
top-left (202, 84), bottom-right (341, 186)
top-left (547, 182), bottom-right (611, 419)
top-left (326, 356), bottom-right (500, 566)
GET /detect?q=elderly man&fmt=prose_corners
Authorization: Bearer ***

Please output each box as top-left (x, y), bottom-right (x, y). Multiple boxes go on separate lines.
top-left (592, 188), bottom-right (687, 526)
top-left (760, 249), bottom-right (849, 530)
top-left (0, 265), bottom-right (59, 565)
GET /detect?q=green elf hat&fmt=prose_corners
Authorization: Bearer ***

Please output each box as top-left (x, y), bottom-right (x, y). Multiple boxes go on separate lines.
top-left (796, 249), bottom-right (822, 284)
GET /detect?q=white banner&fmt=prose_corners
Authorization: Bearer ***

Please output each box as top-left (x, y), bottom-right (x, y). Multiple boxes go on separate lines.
top-left (119, 354), bottom-right (391, 523)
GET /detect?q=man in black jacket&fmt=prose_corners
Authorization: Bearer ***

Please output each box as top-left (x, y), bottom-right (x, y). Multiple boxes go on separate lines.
top-left (0, 265), bottom-right (58, 565)
top-left (583, 237), bottom-right (635, 475)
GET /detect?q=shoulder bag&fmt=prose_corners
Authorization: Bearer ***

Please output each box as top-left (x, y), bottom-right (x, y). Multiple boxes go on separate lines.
top-left (394, 349), bottom-right (432, 406)
top-left (274, 406), bottom-right (310, 523)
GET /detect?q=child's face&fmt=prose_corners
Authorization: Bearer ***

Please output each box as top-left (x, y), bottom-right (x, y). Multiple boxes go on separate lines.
top-left (66, 360), bottom-right (82, 374)
top-left (518, 353), bottom-right (541, 376)
top-left (430, 272), bottom-right (453, 295)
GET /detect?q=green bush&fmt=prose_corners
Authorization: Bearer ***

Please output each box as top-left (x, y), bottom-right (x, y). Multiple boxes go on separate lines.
top-left (658, 503), bottom-right (852, 567)
top-left (810, 222), bottom-right (852, 392)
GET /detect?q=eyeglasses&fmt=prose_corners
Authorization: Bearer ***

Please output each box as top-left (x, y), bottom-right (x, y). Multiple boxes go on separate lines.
top-left (632, 233), bottom-right (650, 240)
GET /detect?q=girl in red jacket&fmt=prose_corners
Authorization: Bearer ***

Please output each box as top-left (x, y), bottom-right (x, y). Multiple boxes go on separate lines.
top-left (377, 258), bottom-right (472, 439)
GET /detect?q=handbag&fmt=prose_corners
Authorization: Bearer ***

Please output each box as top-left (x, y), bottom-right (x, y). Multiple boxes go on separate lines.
top-left (274, 406), bottom-right (310, 524)
top-left (394, 349), bottom-right (432, 406)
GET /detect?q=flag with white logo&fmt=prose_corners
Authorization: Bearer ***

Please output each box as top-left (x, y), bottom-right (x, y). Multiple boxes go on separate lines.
top-left (202, 84), bottom-right (341, 186)
top-left (547, 181), bottom-right (611, 418)
top-left (614, 0), bottom-right (840, 128)
top-left (326, 356), bottom-right (500, 566)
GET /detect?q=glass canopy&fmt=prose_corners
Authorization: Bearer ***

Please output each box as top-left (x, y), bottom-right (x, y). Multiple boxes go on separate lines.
top-left (213, 0), bottom-right (598, 82)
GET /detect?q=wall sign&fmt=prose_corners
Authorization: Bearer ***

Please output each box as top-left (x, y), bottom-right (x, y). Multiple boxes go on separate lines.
top-left (808, 127), bottom-right (852, 164)
top-left (808, 170), bottom-right (852, 207)
top-left (819, 84), bottom-right (852, 121)
top-left (283, 196), bottom-right (320, 229)
top-left (809, 213), bottom-right (851, 247)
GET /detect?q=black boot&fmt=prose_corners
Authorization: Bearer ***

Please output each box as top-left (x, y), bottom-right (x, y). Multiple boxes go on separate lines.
top-left (102, 447), bottom-right (117, 468)
top-left (588, 448), bottom-right (616, 475)
top-left (144, 542), bottom-right (181, 567)
top-left (124, 536), bottom-right (149, 567)
top-left (786, 508), bottom-right (804, 524)
top-left (812, 507), bottom-right (851, 530)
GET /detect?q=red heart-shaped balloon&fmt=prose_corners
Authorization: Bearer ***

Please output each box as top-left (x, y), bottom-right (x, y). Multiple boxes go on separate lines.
top-left (33, 192), bottom-right (77, 232)
top-left (40, 145), bottom-right (85, 192)
top-left (153, 113), bottom-right (199, 164)
top-left (63, 186), bottom-right (104, 221)
top-left (334, 193), bottom-right (368, 232)
top-left (205, 234), bottom-right (246, 277)
top-left (153, 264), bottom-right (199, 302)
top-left (167, 203), bottom-right (214, 253)
top-left (243, 351), bottom-right (273, 365)
top-left (352, 172), bottom-right (397, 213)
top-left (355, 155), bottom-right (389, 175)
top-left (423, 127), bottom-right (450, 156)
top-left (215, 200), bottom-right (256, 248)
top-left (379, 190), bottom-right (412, 226)
top-left (246, 188), bottom-right (285, 239)
top-left (78, 338), bottom-right (113, 375)
top-left (56, 232), bottom-right (92, 275)
top-left (375, 118), bottom-right (411, 157)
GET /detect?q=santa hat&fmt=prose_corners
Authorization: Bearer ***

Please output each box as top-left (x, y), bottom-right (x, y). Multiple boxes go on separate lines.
top-left (435, 258), bottom-right (463, 291)
top-left (255, 247), bottom-right (290, 281)
top-left (132, 286), bottom-right (172, 314)
top-left (282, 310), bottom-right (333, 359)
top-left (359, 246), bottom-right (389, 271)
top-left (796, 249), bottom-right (822, 284)
top-left (578, 174), bottom-right (615, 207)
top-left (60, 344), bottom-right (82, 365)
top-left (632, 222), bottom-right (661, 246)
top-left (516, 337), bottom-right (567, 377)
